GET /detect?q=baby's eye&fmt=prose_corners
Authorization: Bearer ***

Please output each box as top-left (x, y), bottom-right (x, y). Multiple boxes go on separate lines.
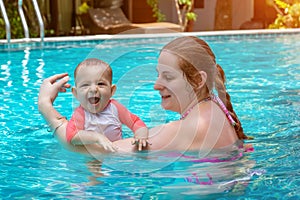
top-left (80, 84), bottom-right (89, 88)
top-left (97, 82), bottom-right (106, 86)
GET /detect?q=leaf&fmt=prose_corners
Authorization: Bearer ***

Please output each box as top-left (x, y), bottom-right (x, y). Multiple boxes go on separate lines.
top-left (186, 12), bottom-right (197, 21)
top-left (274, 0), bottom-right (290, 9)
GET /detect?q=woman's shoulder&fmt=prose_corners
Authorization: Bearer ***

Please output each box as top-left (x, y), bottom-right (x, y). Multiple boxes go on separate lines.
top-left (150, 120), bottom-right (182, 135)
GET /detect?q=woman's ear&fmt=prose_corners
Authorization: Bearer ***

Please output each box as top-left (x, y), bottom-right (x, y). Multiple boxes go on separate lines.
top-left (71, 87), bottom-right (77, 98)
top-left (111, 84), bottom-right (117, 96)
top-left (198, 71), bottom-right (207, 88)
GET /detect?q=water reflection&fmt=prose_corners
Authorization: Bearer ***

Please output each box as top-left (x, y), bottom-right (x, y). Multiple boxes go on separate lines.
top-left (21, 48), bottom-right (30, 87)
top-left (65, 147), bottom-right (261, 198)
top-left (0, 61), bottom-right (11, 85)
top-left (35, 58), bottom-right (45, 86)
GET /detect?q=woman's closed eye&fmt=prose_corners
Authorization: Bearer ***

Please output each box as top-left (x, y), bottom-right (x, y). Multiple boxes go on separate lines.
top-left (163, 74), bottom-right (174, 81)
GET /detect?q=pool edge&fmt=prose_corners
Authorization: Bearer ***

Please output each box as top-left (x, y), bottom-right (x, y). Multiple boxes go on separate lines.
top-left (1, 28), bottom-right (300, 50)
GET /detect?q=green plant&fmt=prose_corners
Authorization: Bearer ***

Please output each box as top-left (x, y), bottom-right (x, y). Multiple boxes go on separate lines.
top-left (0, 1), bottom-right (24, 39)
top-left (147, 0), bottom-right (197, 31)
top-left (78, 2), bottom-right (90, 14)
top-left (0, 18), bottom-right (5, 38)
top-left (0, 0), bottom-right (54, 39)
top-left (176, 0), bottom-right (197, 31)
top-left (268, 0), bottom-right (300, 28)
top-left (147, 0), bottom-right (166, 22)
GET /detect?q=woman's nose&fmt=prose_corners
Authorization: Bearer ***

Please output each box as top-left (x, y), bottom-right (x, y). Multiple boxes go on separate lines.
top-left (154, 81), bottom-right (164, 90)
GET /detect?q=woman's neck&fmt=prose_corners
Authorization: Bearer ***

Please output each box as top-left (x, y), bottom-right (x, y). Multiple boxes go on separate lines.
top-left (180, 95), bottom-right (211, 120)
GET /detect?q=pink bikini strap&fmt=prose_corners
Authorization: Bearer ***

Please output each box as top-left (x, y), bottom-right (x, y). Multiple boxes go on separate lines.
top-left (211, 94), bottom-right (236, 126)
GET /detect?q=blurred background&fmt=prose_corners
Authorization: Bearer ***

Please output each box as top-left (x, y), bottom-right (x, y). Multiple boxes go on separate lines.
top-left (1, 0), bottom-right (299, 39)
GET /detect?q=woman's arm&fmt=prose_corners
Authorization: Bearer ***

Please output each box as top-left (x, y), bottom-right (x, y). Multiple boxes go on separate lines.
top-left (113, 122), bottom-right (182, 152)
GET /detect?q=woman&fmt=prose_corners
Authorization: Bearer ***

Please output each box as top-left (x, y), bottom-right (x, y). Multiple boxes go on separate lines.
top-left (38, 36), bottom-right (249, 155)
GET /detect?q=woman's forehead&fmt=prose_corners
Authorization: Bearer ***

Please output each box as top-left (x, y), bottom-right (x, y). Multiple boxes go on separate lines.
top-left (156, 63), bottom-right (184, 76)
top-left (158, 51), bottom-right (177, 64)
top-left (157, 51), bottom-right (181, 72)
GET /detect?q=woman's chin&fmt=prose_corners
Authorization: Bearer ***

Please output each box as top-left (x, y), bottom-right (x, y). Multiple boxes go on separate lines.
top-left (161, 98), bottom-right (178, 112)
top-left (161, 102), bottom-right (172, 112)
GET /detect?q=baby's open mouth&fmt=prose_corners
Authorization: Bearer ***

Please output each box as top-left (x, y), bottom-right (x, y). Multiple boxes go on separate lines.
top-left (88, 97), bottom-right (100, 104)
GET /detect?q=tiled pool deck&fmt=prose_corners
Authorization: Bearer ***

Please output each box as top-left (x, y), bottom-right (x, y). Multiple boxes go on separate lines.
top-left (1, 28), bottom-right (300, 51)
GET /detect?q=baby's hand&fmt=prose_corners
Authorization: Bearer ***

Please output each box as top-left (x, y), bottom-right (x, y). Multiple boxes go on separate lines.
top-left (97, 134), bottom-right (116, 152)
top-left (132, 127), bottom-right (150, 151)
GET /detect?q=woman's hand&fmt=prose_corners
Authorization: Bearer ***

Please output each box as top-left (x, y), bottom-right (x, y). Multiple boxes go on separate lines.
top-left (38, 73), bottom-right (71, 107)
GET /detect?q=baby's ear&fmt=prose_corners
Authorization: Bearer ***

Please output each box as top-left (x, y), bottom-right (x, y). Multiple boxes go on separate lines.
top-left (71, 87), bottom-right (77, 98)
top-left (111, 84), bottom-right (117, 95)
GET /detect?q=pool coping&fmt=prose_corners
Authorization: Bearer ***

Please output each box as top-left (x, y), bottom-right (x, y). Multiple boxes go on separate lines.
top-left (1, 28), bottom-right (300, 50)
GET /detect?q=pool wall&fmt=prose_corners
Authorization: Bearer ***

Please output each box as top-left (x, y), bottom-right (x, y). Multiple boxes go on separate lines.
top-left (1, 28), bottom-right (300, 51)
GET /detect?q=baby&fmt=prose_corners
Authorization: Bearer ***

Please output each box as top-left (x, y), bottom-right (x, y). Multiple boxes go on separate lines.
top-left (66, 58), bottom-right (148, 150)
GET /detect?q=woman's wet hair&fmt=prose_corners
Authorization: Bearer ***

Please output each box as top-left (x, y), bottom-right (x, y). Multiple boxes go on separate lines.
top-left (161, 36), bottom-right (248, 140)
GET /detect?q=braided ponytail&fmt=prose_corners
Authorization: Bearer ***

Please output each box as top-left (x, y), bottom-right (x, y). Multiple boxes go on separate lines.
top-left (215, 64), bottom-right (248, 140)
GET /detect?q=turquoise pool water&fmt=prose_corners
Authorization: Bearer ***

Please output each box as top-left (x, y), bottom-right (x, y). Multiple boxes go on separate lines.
top-left (0, 32), bottom-right (299, 199)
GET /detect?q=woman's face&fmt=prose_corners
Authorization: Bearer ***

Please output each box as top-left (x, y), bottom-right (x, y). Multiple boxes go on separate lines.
top-left (154, 51), bottom-right (196, 114)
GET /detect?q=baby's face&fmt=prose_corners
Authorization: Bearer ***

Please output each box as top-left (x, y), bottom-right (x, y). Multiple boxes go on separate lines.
top-left (73, 64), bottom-right (115, 113)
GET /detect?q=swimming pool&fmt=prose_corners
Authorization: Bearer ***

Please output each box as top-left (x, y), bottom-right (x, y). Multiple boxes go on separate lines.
top-left (0, 30), bottom-right (299, 199)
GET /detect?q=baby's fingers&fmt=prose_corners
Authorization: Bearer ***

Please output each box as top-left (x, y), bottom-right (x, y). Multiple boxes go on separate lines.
top-left (104, 145), bottom-right (116, 152)
top-left (99, 141), bottom-right (116, 153)
top-left (138, 140), bottom-right (143, 151)
top-left (132, 138), bottom-right (151, 151)
top-left (138, 139), bottom-right (149, 151)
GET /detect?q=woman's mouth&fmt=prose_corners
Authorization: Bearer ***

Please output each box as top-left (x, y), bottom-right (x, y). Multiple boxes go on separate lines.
top-left (161, 95), bottom-right (171, 99)
top-left (88, 97), bottom-right (100, 105)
